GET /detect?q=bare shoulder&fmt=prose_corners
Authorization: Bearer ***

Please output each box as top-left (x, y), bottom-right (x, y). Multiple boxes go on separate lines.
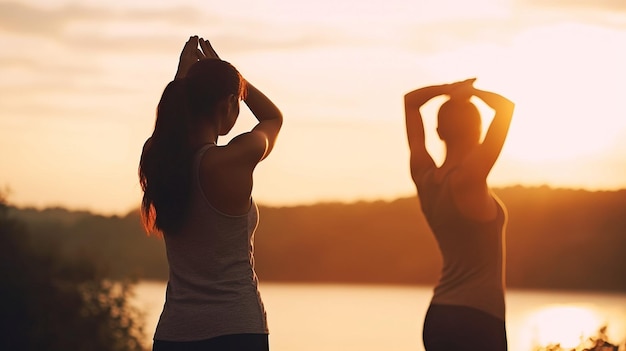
top-left (223, 131), bottom-right (270, 164)
top-left (198, 143), bottom-right (257, 215)
top-left (410, 157), bottom-right (439, 186)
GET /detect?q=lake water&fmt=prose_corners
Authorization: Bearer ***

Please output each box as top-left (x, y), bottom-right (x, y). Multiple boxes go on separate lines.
top-left (132, 281), bottom-right (626, 351)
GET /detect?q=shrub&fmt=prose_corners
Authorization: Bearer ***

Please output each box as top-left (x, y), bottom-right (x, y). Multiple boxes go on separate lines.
top-left (0, 195), bottom-right (146, 351)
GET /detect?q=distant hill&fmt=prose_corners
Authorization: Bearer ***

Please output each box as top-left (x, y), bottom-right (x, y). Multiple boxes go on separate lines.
top-left (8, 186), bottom-right (626, 292)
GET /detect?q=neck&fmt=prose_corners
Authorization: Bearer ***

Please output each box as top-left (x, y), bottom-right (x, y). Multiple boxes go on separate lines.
top-left (189, 121), bottom-right (219, 150)
top-left (443, 142), bottom-right (476, 167)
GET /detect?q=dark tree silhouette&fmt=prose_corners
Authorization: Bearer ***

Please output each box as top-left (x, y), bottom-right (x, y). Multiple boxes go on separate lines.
top-left (0, 194), bottom-right (146, 351)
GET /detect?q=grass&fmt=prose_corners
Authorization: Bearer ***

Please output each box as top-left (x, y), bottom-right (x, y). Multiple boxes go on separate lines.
top-left (534, 326), bottom-right (624, 351)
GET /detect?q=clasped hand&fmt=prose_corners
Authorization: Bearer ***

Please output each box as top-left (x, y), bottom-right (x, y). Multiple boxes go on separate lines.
top-left (448, 78), bottom-right (476, 100)
top-left (175, 35), bottom-right (221, 79)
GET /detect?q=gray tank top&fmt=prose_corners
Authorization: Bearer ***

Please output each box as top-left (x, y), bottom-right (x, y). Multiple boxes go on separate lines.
top-left (417, 168), bottom-right (507, 320)
top-left (154, 144), bottom-right (268, 341)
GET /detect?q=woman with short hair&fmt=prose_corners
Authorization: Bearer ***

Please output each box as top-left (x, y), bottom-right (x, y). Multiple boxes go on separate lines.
top-left (404, 78), bottom-right (514, 351)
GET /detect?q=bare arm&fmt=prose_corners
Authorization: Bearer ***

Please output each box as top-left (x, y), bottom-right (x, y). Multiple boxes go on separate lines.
top-left (404, 85), bottom-right (445, 182)
top-left (404, 79), bottom-right (475, 182)
top-left (198, 38), bottom-right (283, 163)
top-left (214, 83), bottom-right (282, 214)
top-left (196, 37), bottom-right (283, 215)
top-left (241, 81), bottom-right (283, 161)
top-left (460, 88), bottom-right (515, 181)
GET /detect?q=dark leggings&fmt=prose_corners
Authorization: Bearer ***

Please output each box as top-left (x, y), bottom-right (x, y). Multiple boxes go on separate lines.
top-left (423, 304), bottom-right (507, 351)
top-left (153, 333), bottom-right (269, 351)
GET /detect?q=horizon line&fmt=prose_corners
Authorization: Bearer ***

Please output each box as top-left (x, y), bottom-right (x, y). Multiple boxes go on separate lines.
top-left (6, 184), bottom-right (626, 217)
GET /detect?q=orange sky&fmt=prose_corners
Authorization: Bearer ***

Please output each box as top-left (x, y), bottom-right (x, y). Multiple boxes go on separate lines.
top-left (1, 0), bottom-right (625, 215)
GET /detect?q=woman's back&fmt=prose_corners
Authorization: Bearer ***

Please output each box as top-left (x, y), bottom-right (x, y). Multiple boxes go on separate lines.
top-left (155, 144), bottom-right (268, 341)
top-left (417, 167), bottom-right (507, 320)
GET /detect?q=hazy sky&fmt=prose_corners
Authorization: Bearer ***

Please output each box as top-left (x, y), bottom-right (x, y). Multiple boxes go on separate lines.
top-left (1, 0), bottom-right (625, 214)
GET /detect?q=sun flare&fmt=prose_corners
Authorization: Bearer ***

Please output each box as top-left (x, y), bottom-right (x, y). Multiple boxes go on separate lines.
top-left (1, 0), bottom-right (625, 213)
top-left (520, 305), bottom-right (604, 349)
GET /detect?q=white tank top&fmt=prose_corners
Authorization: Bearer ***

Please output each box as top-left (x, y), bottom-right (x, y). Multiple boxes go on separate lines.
top-left (154, 144), bottom-right (268, 341)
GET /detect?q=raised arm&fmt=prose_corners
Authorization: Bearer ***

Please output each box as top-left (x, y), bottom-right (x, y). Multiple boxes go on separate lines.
top-left (404, 79), bottom-right (474, 182)
top-left (195, 37), bottom-right (283, 215)
top-left (461, 88), bottom-right (515, 181)
top-left (199, 38), bottom-right (283, 163)
top-left (404, 85), bottom-right (443, 182)
top-left (241, 81), bottom-right (283, 161)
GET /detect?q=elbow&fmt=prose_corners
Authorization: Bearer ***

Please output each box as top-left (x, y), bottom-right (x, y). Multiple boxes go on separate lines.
top-left (265, 104), bottom-right (283, 125)
top-left (507, 99), bottom-right (515, 110)
top-left (267, 109), bottom-right (284, 131)
top-left (274, 109), bottom-right (284, 126)
top-left (404, 94), bottom-right (418, 109)
top-left (404, 93), bottom-right (418, 105)
top-left (404, 92), bottom-right (428, 109)
top-left (499, 100), bottom-right (515, 119)
top-left (506, 101), bottom-right (515, 117)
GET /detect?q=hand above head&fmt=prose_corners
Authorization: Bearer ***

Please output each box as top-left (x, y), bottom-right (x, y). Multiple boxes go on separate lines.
top-left (174, 35), bottom-right (205, 80)
top-left (199, 38), bottom-right (220, 60)
top-left (449, 78), bottom-right (476, 100)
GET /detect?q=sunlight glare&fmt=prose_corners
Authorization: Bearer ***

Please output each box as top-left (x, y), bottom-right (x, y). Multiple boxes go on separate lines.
top-left (486, 22), bottom-right (624, 162)
top-left (520, 305), bottom-right (604, 349)
top-left (417, 18), bottom-right (626, 164)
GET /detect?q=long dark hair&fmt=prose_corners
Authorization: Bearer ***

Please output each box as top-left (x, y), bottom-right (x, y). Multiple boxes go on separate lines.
top-left (139, 59), bottom-right (246, 236)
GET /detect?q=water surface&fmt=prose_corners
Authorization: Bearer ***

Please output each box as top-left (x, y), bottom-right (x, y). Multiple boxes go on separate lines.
top-left (132, 282), bottom-right (626, 351)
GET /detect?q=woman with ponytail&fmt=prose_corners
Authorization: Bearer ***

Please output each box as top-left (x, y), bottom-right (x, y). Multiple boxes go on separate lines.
top-left (139, 36), bottom-right (282, 351)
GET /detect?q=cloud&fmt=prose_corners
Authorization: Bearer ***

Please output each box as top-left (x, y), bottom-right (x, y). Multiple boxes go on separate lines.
top-left (0, 56), bottom-right (100, 75)
top-left (0, 2), bottom-right (212, 35)
top-left (0, 2), bottom-right (365, 56)
top-left (521, 0), bottom-right (626, 11)
top-left (398, 18), bottom-right (523, 53)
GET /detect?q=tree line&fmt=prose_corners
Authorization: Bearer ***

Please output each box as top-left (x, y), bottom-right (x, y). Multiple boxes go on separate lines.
top-left (8, 186), bottom-right (626, 292)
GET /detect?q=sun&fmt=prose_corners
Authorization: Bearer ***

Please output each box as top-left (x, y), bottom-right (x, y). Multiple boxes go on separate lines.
top-left (520, 305), bottom-right (603, 349)
top-left (445, 21), bottom-right (626, 165)
top-left (497, 22), bottom-right (625, 163)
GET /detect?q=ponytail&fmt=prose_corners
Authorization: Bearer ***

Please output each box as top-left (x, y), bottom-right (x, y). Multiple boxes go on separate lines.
top-left (139, 80), bottom-right (193, 235)
top-left (138, 59), bottom-right (246, 236)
